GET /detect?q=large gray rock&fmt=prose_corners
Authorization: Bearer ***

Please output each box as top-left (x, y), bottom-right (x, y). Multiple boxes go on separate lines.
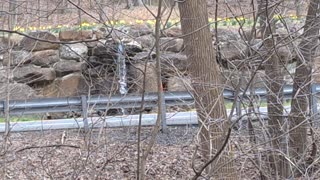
top-left (212, 28), bottom-right (241, 42)
top-left (162, 27), bottom-right (182, 37)
top-left (91, 42), bottom-right (117, 58)
top-left (2, 50), bottom-right (33, 66)
top-left (41, 73), bottom-right (87, 97)
top-left (167, 76), bottom-right (191, 92)
top-left (59, 30), bottom-right (93, 41)
top-left (53, 60), bottom-right (86, 77)
top-left (219, 41), bottom-right (247, 60)
top-left (135, 34), bottom-right (155, 49)
top-left (222, 70), bottom-right (267, 89)
top-left (0, 83), bottom-right (38, 100)
top-left (12, 65), bottom-right (56, 84)
top-left (131, 51), bottom-right (156, 62)
top-left (160, 53), bottom-right (188, 73)
top-left (31, 50), bottom-right (59, 67)
top-left (127, 24), bottom-right (153, 37)
top-left (19, 31), bottom-right (59, 51)
top-left (129, 62), bottom-right (157, 93)
top-left (160, 37), bottom-right (184, 52)
top-left (0, 69), bottom-right (8, 83)
top-left (122, 38), bottom-right (143, 55)
top-left (59, 43), bottom-right (88, 61)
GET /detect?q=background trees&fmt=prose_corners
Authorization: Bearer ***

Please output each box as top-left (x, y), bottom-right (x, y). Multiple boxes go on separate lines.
top-left (0, 0), bottom-right (319, 179)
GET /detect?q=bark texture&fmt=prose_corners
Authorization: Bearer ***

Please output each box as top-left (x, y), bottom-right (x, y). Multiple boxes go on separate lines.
top-left (178, 0), bottom-right (238, 179)
top-left (288, 0), bottom-right (320, 177)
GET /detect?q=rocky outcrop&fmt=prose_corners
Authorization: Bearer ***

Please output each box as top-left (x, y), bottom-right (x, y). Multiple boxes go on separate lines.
top-left (19, 31), bottom-right (59, 51)
top-left (59, 43), bottom-right (88, 61)
top-left (41, 73), bottom-right (87, 97)
top-left (0, 83), bottom-right (38, 100)
top-left (167, 76), bottom-right (191, 92)
top-left (31, 50), bottom-right (59, 67)
top-left (59, 30), bottom-right (93, 41)
top-left (54, 60), bottom-right (86, 77)
top-left (129, 62), bottom-right (157, 93)
top-left (160, 37), bottom-right (184, 52)
top-left (2, 50), bottom-right (33, 66)
top-left (12, 65), bottom-right (56, 84)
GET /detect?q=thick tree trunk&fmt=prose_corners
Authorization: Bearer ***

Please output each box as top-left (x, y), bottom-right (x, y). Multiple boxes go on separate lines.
top-left (288, 0), bottom-right (320, 177)
top-left (257, 0), bottom-right (288, 177)
top-left (178, 0), bottom-right (238, 179)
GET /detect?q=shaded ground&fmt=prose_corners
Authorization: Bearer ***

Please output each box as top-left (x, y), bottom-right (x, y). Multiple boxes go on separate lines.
top-left (0, 125), bottom-right (319, 179)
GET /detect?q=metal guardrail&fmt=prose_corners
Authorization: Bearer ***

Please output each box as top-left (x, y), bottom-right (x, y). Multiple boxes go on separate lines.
top-left (0, 84), bottom-right (320, 132)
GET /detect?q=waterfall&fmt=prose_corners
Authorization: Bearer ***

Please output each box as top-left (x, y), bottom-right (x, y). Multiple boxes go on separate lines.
top-left (117, 41), bottom-right (128, 115)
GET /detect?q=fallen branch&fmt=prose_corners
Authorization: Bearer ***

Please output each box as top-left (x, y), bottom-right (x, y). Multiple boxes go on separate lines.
top-left (16, 144), bottom-right (80, 153)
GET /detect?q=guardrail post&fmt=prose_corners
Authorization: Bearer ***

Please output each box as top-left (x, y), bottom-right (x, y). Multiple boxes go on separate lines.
top-left (160, 92), bottom-right (167, 133)
top-left (311, 84), bottom-right (319, 127)
top-left (81, 95), bottom-right (89, 132)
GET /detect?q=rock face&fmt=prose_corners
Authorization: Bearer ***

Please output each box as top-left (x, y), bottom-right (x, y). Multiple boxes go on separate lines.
top-left (222, 70), bottom-right (267, 89)
top-left (127, 24), bottom-right (153, 37)
top-left (59, 30), bottom-right (93, 41)
top-left (167, 76), bottom-right (191, 92)
top-left (54, 60), bottom-right (86, 77)
top-left (0, 83), bottom-right (38, 100)
top-left (160, 37), bottom-right (184, 52)
top-left (129, 62), bottom-right (157, 93)
top-left (12, 65), bottom-right (56, 84)
top-left (2, 50), bottom-right (33, 66)
top-left (91, 42), bottom-right (117, 58)
top-left (135, 34), bottom-right (155, 49)
top-left (31, 50), bottom-right (59, 67)
top-left (160, 53), bottom-right (188, 73)
top-left (19, 31), bottom-right (59, 51)
top-left (162, 27), bottom-right (182, 37)
top-left (42, 73), bottom-right (87, 97)
top-left (219, 41), bottom-right (247, 60)
top-left (59, 43), bottom-right (88, 61)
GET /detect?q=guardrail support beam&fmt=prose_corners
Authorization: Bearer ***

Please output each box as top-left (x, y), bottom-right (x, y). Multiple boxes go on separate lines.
top-left (81, 95), bottom-right (89, 132)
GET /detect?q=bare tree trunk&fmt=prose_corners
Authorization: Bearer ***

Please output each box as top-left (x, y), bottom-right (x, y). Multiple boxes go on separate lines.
top-left (133, 0), bottom-right (143, 6)
top-left (126, 0), bottom-right (133, 9)
top-left (256, 0), bottom-right (289, 178)
top-left (288, 0), bottom-right (320, 177)
top-left (178, 0), bottom-right (238, 179)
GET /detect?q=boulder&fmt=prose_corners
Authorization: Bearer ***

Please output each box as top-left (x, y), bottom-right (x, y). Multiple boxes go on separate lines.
top-left (53, 60), bottom-right (86, 77)
top-left (127, 24), bottom-right (153, 37)
top-left (0, 83), bottom-right (38, 100)
top-left (2, 50), bottom-right (33, 66)
top-left (59, 43), bottom-right (88, 61)
top-left (31, 50), bottom-right (59, 67)
top-left (0, 69), bottom-right (8, 83)
top-left (135, 34), bottom-right (155, 49)
top-left (131, 51), bottom-right (156, 62)
top-left (160, 37), bottom-right (184, 52)
top-left (160, 53), bottom-right (189, 73)
top-left (212, 28), bottom-right (241, 42)
top-left (42, 73), bottom-right (88, 97)
top-left (129, 62), bottom-right (157, 93)
top-left (19, 31), bottom-right (59, 51)
top-left (12, 65), bottom-right (56, 84)
top-left (162, 27), bottom-right (182, 37)
top-left (91, 42), bottom-right (117, 58)
top-left (59, 30), bottom-right (93, 41)
top-left (167, 76), bottom-right (191, 92)
top-left (219, 41), bottom-right (247, 60)
top-left (222, 70), bottom-right (267, 89)
top-left (122, 39), bottom-right (143, 55)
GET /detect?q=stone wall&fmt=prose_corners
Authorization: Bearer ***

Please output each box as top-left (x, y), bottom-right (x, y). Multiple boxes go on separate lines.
top-left (0, 25), bottom-right (302, 101)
